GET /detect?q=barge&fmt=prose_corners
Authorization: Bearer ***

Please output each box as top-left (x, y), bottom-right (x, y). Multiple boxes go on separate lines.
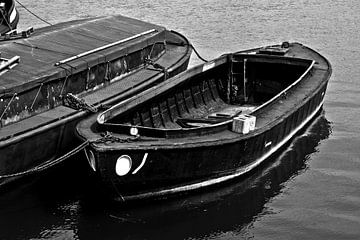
top-left (0, 14), bottom-right (192, 186)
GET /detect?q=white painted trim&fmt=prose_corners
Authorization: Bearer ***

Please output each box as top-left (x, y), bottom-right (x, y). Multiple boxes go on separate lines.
top-left (84, 149), bottom-right (96, 172)
top-left (202, 61), bottom-right (215, 72)
top-left (265, 141), bottom-right (272, 148)
top-left (9, 8), bottom-right (16, 23)
top-left (132, 153), bottom-right (148, 174)
top-left (124, 100), bottom-right (324, 200)
top-left (0, 56), bottom-right (20, 76)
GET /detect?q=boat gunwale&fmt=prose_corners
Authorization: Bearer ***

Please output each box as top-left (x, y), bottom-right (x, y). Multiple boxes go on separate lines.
top-left (94, 70), bottom-right (330, 151)
top-left (96, 52), bottom-right (317, 139)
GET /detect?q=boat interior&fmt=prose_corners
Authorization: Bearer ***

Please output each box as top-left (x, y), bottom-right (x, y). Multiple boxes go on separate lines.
top-left (97, 53), bottom-right (314, 138)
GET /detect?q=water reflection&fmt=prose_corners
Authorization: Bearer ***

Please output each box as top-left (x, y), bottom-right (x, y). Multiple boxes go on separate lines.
top-left (0, 111), bottom-right (331, 240)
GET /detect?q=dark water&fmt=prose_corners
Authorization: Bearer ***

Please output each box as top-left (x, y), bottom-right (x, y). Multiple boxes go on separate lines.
top-left (1, 0), bottom-right (360, 239)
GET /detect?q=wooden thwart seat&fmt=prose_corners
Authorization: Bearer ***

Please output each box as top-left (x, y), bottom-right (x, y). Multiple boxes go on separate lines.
top-left (176, 104), bottom-right (257, 128)
top-left (176, 117), bottom-right (226, 128)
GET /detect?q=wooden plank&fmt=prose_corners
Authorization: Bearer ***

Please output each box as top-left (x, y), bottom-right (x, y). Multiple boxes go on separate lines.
top-left (55, 29), bottom-right (156, 66)
top-left (27, 18), bottom-right (101, 36)
top-left (22, 37), bottom-right (85, 57)
top-left (42, 31), bottom-right (102, 51)
top-left (10, 42), bottom-right (74, 63)
top-left (1, 42), bottom-right (63, 65)
top-left (0, 44), bottom-right (50, 65)
top-left (0, 49), bottom-right (54, 78)
top-left (175, 92), bottom-right (187, 115)
top-left (80, 23), bottom-right (134, 40)
top-left (60, 27), bottom-right (119, 44)
top-left (150, 104), bottom-right (163, 128)
top-left (0, 48), bottom-right (48, 84)
top-left (201, 80), bottom-right (213, 103)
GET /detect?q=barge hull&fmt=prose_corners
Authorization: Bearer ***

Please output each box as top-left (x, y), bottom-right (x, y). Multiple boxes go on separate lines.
top-left (0, 15), bottom-right (192, 186)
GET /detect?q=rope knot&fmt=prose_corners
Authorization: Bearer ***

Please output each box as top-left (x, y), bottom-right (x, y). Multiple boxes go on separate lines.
top-left (63, 93), bottom-right (97, 113)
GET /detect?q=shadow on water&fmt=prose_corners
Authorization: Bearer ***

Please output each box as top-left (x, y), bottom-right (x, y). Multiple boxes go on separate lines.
top-left (0, 111), bottom-right (332, 240)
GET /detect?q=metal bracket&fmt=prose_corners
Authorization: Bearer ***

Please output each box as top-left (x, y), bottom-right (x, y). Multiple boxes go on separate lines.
top-left (0, 55), bottom-right (20, 75)
top-left (0, 27), bottom-right (34, 41)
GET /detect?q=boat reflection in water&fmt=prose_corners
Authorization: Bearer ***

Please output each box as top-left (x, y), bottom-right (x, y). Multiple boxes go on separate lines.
top-left (0, 111), bottom-right (331, 240)
top-left (78, 111), bottom-right (332, 239)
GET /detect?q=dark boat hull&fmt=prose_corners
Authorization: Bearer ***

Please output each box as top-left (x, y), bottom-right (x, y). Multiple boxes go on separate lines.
top-left (94, 82), bottom-right (328, 201)
top-left (77, 43), bottom-right (332, 202)
top-left (0, 16), bottom-right (192, 187)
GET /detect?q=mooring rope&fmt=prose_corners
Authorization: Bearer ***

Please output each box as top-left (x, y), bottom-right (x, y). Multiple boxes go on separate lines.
top-left (92, 131), bottom-right (141, 144)
top-left (0, 140), bottom-right (89, 179)
top-left (15, 0), bottom-right (52, 26)
top-left (190, 44), bottom-right (209, 63)
top-left (166, 41), bottom-right (208, 63)
top-left (62, 93), bottom-right (97, 113)
top-left (167, 30), bottom-right (209, 63)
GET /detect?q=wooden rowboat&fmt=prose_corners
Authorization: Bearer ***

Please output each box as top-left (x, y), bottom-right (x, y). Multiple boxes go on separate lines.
top-left (76, 42), bottom-right (332, 202)
top-left (0, 14), bottom-right (192, 187)
top-left (0, 0), bottom-right (19, 35)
